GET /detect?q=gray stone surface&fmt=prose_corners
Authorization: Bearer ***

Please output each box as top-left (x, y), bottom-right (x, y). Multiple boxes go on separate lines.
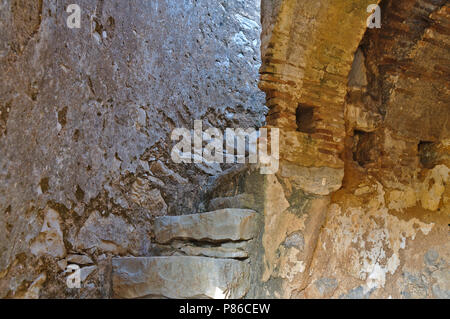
top-left (23, 273), bottom-right (47, 299)
top-left (154, 209), bottom-right (259, 244)
top-left (431, 269), bottom-right (450, 299)
top-left (339, 286), bottom-right (374, 299)
top-left (283, 231), bottom-right (305, 251)
top-left (401, 272), bottom-right (429, 299)
top-left (425, 249), bottom-right (439, 266)
top-left (314, 277), bottom-right (338, 297)
top-left (75, 211), bottom-right (136, 255)
top-left (130, 178), bottom-right (168, 215)
top-left (208, 193), bottom-right (256, 211)
top-left (30, 208), bottom-right (66, 258)
top-left (2, 0), bottom-right (447, 301)
top-left (80, 266), bottom-right (98, 283)
top-left (0, 0), bottom-right (264, 297)
top-left (112, 256), bottom-right (250, 299)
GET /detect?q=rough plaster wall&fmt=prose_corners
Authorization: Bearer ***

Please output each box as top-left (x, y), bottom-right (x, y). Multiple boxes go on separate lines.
top-left (0, 0), bottom-right (265, 298)
top-left (256, 0), bottom-right (449, 299)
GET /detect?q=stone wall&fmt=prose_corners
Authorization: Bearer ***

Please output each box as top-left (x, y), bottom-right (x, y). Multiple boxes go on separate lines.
top-left (0, 0), bottom-right (448, 299)
top-left (0, 0), bottom-right (265, 298)
top-left (254, 0), bottom-right (449, 299)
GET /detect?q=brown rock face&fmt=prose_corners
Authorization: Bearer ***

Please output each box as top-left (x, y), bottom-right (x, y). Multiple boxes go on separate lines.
top-left (254, 0), bottom-right (449, 299)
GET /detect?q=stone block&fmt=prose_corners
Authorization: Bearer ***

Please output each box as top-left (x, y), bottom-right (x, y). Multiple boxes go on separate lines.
top-left (112, 256), bottom-right (250, 299)
top-left (154, 209), bottom-right (259, 244)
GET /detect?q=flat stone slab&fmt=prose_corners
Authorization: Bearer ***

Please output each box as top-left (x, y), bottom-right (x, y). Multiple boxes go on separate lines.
top-left (154, 209), bottom-right (259, 244)
top-left (112, 256), bottom-right (250, 299)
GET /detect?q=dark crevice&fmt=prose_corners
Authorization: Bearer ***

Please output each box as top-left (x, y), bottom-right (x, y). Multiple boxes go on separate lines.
top-left (75, 185), bottom-right (85, 202)
top-left (296, 103), bottom-right (316, 134)
top-left (418, 141), bottom-right (437, 169)
top-left (39, 177), bottom-right (49, 193)
top-left (352, 130), bottom-right (378, 167)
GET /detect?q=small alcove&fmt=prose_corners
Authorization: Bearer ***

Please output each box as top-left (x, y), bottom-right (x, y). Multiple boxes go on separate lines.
top-left (352, 130), bottom-right (377, 167)
top-left (418, 141), bottom-right (436, 169)
top-left (296, 103), bottom-right (316, 134)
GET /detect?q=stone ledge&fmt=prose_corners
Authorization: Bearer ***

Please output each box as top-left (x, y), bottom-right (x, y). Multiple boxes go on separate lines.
top-left (112, 256), bottom-right (250, 299)
top-left (154, 209), bottom-right (259, 244)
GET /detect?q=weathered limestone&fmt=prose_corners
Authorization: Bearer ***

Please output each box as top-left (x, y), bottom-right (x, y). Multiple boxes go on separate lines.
top-left (347, 48), bottom-right (368, 89)
top-left (30, 208), bottom-right (66, 258)
top-left (112, 257), bottom-right (250, 299)
top-left (280, 163), bottom-right (344, 195)
top-left (208, 193), bottom-right (256, 211)
top-left (66, 254), bottom-right (94, 265)
top-left (0, 0), bottom-right (264, 298)
top-left (130, 178), bottom-right (168, 215)
top-left (154, 209), bottom-right (259, 244)
top-left (261, 173), bottom-right (330, 296)
top-left (419, 165), bottom-right (449, 211)
top-left (75, 211), bottom-right (135, 255)
top-left (150, 161), bottom-right (188, 185)
top-left (23, 273), bottom-right (47, 299)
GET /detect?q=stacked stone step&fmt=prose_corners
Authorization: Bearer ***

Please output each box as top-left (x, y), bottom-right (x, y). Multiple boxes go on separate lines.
top-left (112, 209), bottom-right (259, 299)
